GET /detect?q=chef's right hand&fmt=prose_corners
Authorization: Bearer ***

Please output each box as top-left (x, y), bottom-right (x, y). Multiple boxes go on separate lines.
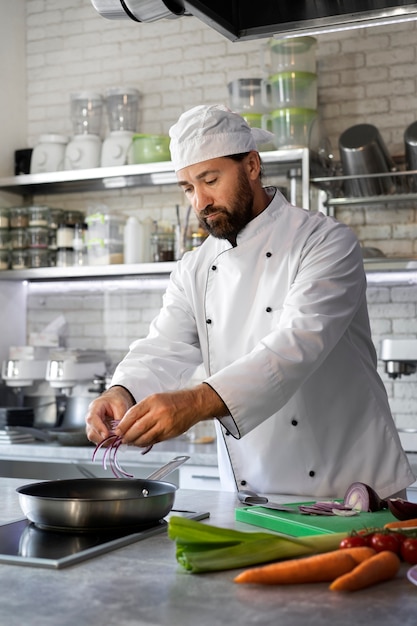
top-left (85, 385), bottom-right (135, 444)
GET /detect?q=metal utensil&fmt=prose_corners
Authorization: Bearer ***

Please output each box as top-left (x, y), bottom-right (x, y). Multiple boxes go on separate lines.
top-left (16, 455), bottom-right (190, 531)
top-left (238, 489), bottom-right (299, 513)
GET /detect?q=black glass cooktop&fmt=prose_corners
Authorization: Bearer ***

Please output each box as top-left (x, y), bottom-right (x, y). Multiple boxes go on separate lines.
top-left (0, 510), bottom-right (209, 569)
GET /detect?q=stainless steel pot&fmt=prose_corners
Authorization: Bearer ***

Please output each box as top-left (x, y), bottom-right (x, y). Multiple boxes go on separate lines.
top-left (16, 456), bottom-right (189, 531)
top-left (339, 123), bottom-right (396, 197)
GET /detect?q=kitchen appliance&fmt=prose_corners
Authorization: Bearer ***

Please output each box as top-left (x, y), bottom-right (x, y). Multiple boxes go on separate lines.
top-left (64, 92), bottom-right (104, 170)
top-left (90, 1), bottom-right (417, 41)
top-left (30, 134), bottom-right (68, 174)
top-left (0, 511), bottom-right (209, 569)
top-left (235, 503), bottom-right (396, 536)
top-left (45, 349), bottom-right (107, 393)
top-left (380, 337), bottom-right (417, 453)
top-left (101, 87), bottom-right (140, 167)
top-left (380, 338), bottom-right (417, 379)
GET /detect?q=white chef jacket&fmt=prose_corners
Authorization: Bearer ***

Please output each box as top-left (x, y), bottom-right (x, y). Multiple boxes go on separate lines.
top-left (112, 188), bottom-right (415, 499)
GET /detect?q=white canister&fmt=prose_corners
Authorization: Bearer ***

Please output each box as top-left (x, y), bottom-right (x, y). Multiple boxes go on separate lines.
top-left (30, 134), bottom-right (68, 174)
top-left (64, 134), bottom-right (102, 170)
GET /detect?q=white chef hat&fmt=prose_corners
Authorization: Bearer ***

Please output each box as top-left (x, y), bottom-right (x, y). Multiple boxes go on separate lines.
top-left (169, 104), bottom-right (275, 172)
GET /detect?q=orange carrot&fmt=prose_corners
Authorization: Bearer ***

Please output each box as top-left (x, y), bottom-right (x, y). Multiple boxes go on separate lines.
top-left (234, 549), bottom-right (365, 585)
top-left (339, 546), bottom-right (376, 563)
top-left (384, 518), bottom-right (417, 530)
top-left (329, 550), bottom-right (400, 592)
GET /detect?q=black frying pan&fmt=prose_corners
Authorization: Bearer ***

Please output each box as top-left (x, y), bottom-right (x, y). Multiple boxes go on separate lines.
top-left (16, 456), bottom-right (189, 532)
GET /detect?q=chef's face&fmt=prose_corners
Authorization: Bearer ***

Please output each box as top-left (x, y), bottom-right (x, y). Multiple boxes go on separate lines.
top-left (177, 154), bottom-right (257, 243)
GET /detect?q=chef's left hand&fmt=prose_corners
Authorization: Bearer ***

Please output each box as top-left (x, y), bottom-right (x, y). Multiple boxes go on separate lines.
top-left (113, 383), bottom-right (228, 447)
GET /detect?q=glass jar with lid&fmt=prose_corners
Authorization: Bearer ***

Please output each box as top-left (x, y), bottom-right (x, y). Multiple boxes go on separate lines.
top-left (28, 205), bottom-right (50, 227)
top-left (9, 207), bottom-right (28, 229)
top-left (48, 208), bottom-right (64, 230)
top-left (0, 208), bottom-right (9, 229)
top-left (27, 226), bottom-right (49, 249)
top-left (0, 229), bottom-right (10, 251)
top-left (10, 228), bottom-right (28, 250)
top-left (0, 250), bottom-right (9, 271)
top-left (64, 210), bottom-right (85, 226)
top-left (27, 248), bottom-right (49, 268)
top-left (11, 249), bottom-right (28, 270)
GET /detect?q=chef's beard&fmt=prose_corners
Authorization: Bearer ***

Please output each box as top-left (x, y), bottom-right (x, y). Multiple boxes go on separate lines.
top-left (197, 168), bottom-right (255, 242)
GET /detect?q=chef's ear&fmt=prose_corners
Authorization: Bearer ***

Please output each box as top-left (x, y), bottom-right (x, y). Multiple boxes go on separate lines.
top-left (245, 151), bottom-right (262, 180)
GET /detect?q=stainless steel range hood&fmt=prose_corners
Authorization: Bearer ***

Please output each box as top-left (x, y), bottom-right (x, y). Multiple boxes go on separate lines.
top-left (90, 1), bottom-right (417, 41)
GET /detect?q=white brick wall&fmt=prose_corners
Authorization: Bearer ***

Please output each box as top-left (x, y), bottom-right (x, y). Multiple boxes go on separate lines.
top-left (15, 2), bottom-right (417, 431)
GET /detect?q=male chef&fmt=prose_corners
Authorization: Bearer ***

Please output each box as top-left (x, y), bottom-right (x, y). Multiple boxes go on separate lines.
top-left (86, 104), bottom-right (414, 499)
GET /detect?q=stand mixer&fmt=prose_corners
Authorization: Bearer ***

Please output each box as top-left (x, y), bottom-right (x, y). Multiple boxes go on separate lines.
top-left (101, 87), bottom-right (140, 167)
top-left (64, 92), bottom-right (103, 170)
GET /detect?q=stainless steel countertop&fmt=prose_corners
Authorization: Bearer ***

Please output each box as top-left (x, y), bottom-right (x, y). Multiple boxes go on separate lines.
top-left (0, 478), bottom-right (416, 626)
top-left (0, 437), bottom-right (218, 467)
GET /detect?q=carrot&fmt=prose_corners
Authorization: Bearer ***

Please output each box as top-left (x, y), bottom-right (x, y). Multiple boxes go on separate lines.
top-left (329, 550), bottom-right (400, 592)
top-left (384, 518), bottom-right (417, 530)
top-left (339, 546), bottom-right (376, 563)
top-left (234, 549), bottom-right (368, 585)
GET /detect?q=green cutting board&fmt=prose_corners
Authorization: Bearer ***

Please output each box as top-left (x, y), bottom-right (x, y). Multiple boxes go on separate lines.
top-left (235, 503), bottom-right (398, 537)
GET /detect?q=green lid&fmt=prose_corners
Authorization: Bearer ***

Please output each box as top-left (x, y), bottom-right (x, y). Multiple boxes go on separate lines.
top-left (271, 36), bottom-right (317, 53)
top-left (269, 71), bottom-right (317, 83)
top-left (271, 107), bottom-right (317, 118)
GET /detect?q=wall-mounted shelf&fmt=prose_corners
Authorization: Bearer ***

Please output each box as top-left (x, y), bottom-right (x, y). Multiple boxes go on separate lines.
top-left (311, 169), bottom-right (417, 207)
top-left (0, 261), bottom-right (176, 282)
top-left (0, 149), bottom-right (311, 200)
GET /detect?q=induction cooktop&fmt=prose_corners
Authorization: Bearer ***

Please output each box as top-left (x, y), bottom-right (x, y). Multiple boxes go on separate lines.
top-left (0, 510), bottom-right (209, 569)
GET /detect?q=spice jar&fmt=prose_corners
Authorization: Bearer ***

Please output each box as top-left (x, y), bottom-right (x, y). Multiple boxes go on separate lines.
top-left (0, 229), bottom-right (10, 251)
top-left (27, 226), bottom-right (49, 249)
top-left (0, 250), bottom-right (9, 271)
top-left (64, 210), bottom-right (84, 226)
top-left (9, 207), bottom-right (28, 228)
top-left (28, 205), bottom-right (50, 227)
top-left (11, 249), bottom-right (28, 270)
top-left (0, 208), bottom-right (9, 229)
top-left (27, 248), bottom-right (49, 268)
top-left (48, 208), bottom-right (64, 230)
top-left (10, 228), bottom-right (28, 250)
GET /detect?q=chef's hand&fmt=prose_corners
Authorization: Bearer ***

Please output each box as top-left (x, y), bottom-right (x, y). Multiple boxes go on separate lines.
top-left (111, 383), bottom-right (228, 447)
top-left (85, 385), bottom-right (135, 444)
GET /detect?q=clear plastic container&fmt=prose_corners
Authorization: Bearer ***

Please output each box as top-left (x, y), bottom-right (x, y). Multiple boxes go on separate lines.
top-left (264, 71), bottom-right (317, 110)
top-left (10, 228), bottom-right (28, 250)
top-left (85, 212), bottom-right (126, 243)
top-left (264, 107), bottom-right (317, 149)
top-left (9, 207), bottom-right (28, 229)
top-left (86, 239), bottom-right (124, 265)
top-left (11, 249), bottom-right (28, 270)
top-left (262, 36), bottom-right (317, 74)
top-left (227, 78), bottom-right (268, 114)
top-left (0, 228), bottom-right (10, 250)
top-left (27, 248), bottom-right (49, 268)
top-left (0, 250), bottom-right (9, 271)
top-left (28, 205), bottom-right (50, 227)
top-left (27, 226), bottom-right (49, 249)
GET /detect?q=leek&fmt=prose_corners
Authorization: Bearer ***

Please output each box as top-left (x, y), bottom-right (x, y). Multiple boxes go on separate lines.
top-left (168, 516), bottom-right (348, 573)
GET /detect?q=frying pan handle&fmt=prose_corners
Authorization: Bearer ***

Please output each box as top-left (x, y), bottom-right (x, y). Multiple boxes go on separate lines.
top-left (146, 455), bottom-right (190, 481)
